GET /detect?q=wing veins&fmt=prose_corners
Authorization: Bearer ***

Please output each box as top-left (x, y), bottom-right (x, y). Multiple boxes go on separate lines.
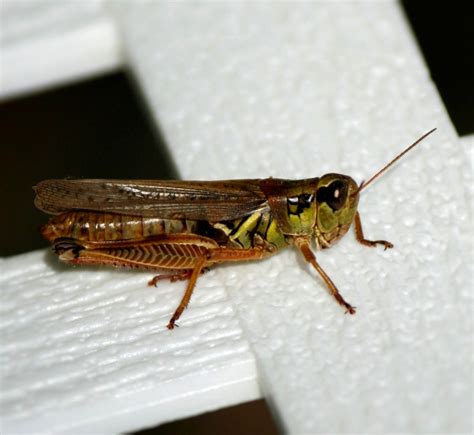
top-left (34, 179), bottom-right (268, 221)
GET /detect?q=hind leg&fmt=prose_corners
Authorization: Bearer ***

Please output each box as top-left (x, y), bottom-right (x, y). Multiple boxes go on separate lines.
top-left (166, 257), bottom-right (207, 329)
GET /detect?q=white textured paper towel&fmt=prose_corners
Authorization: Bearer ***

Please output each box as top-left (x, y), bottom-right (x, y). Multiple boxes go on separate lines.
top-left (1, 1), bottom-right (472, 434)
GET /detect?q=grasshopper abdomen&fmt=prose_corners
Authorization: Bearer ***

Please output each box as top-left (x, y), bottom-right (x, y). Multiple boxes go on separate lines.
top-left (41, 211), bottom-right (198, 243)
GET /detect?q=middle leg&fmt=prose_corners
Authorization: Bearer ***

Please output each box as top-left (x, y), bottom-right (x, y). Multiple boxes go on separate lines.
top-left (295, 238), bottom-right (356, 314)
top-left (148, 268), bottom-right (209, 287)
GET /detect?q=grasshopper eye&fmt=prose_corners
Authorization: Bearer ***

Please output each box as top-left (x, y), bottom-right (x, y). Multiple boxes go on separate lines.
top-left (317, 180), bottom-right (348, 211)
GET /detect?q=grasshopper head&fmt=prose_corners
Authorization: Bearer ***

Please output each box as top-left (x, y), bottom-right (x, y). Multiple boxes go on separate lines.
top-left (314, 174), bottom-right (359, 248)
top-left (312, 129), bottom-right (437, 249)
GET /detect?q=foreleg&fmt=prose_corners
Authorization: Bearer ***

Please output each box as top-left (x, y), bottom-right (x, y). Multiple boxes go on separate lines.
top-left (354, 211), bottom-right (393, 250)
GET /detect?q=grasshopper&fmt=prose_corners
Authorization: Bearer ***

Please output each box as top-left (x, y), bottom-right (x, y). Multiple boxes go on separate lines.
top-left (35, 129), bottom-right (436, 329)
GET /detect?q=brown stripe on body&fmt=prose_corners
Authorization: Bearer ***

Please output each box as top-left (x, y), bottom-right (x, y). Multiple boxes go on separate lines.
top-left (41, 211), bottom-right (198, 243)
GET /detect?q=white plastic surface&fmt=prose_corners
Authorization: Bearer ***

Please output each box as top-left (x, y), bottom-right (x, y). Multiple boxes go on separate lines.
top-left (0, 251), bottom-right (260, 434)
top-left (1, 1), bottom-right (472, 434)
top-left (0, 0), bottom-right (121, 99)
top-left (112, 3), bottom-right (472, 432)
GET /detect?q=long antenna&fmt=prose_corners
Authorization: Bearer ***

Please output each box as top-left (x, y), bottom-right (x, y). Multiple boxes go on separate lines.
top-left (358, 128), bottom-right (437, 193)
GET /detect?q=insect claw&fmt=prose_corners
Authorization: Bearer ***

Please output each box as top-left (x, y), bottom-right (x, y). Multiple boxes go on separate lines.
top-left (167, 321), bottom-right (178, 330)
top-left (345, 305), bottom-right (356, 315)
top-left (374, 240), bottom-right (394, 250)
top-left (366, 240), bottom-right (394, 250)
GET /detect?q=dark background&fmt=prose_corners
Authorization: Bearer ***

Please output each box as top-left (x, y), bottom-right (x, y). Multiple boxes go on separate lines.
top-left (0, 3), bottom-right (472, 434)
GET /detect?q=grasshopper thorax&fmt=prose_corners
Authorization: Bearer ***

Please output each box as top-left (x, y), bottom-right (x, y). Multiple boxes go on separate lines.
top-left (313, 174), bottom-right (359, 249)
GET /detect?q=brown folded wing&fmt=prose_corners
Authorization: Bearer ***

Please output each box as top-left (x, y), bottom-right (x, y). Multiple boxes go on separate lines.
top-left (34, 179), bottom-right (269, 221)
